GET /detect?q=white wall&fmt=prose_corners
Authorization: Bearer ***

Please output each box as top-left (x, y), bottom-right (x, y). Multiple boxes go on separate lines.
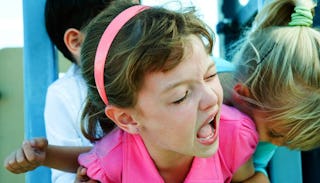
top-left (0, 1), bottom-right (23, 49)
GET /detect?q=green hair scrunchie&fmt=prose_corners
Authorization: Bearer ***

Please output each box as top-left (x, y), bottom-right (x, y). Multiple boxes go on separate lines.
top-left (288, 6), bottom-right (313, 27)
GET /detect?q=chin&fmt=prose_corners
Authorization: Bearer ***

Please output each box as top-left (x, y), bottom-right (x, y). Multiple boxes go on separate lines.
top-left (196, 139), bottom-right (219, 158)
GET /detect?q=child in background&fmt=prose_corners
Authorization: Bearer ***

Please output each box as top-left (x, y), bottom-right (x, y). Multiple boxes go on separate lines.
top-left (7, 1), bottom-right (139, 181)
top-left (34, 0), bottom-right (112, 182)
top-left (221, 0), bottom-right (320, 179)
top-left (77, 1), bottom-right (258, 182)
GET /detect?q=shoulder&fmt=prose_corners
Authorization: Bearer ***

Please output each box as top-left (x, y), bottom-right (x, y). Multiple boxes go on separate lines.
top-left (219, 104), bottom-right (258, 142)
top-left (78, 129), bottom-right (124, 182)
top-left (47, 64), bottom-right (85, 92)
top-left (49, 64), bottom-right (84, 88)
top-left (46, 64), bottom-right (87, 106)
top-left (218, 105), bottom-right (259, 172)
top-left (220, 104), bottom-right (256, 130)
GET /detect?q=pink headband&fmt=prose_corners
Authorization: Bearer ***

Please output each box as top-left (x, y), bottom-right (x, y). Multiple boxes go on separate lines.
top-left (94, 5), bottom-right (150, 105)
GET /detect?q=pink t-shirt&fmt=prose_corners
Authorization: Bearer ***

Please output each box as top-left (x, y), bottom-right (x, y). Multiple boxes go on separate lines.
top-left (78, 105), bottom-right (258, 183)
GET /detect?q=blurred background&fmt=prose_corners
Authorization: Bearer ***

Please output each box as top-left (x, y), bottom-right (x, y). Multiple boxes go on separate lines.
top-left (1, 0), bottom-right (319, 182)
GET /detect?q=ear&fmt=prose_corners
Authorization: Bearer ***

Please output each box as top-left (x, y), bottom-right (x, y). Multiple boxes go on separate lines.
top-left (63, 28), bottom-right (84, 64)
top-left (234, 82), bottom-right (250, 97)
top-left (104, 105), bottom-right (139, 134)
top-left (232, 82), bottom-right (251, 107)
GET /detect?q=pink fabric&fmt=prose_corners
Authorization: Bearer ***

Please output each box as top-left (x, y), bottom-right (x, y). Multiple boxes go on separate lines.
top-left (217, 105), bottom-right (259, 182)
top-left (78, 105), bottom-right (258, 183)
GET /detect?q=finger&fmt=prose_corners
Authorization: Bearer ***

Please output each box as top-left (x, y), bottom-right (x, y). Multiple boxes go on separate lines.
top-left (76, 166), bottom-right (85, 174)
top-left (78, 167), bottom-right (99, 183)
top-left (4, 151), bottom-right (14, 168)
top-left (76, 166), bottom-right (90, 182)
top-left (4, 151), bottom-right (19, 173)
top-left (6, 149), bottom-right (30, 174)
top-left (30, 138), bottom-right (48, 150)
top-left (22, 141), bottom-right (39, 165)
top-left (15, 147), bottom-right (35, 172)
top-left (86, 180), bottom-right (99, 183)
top-left (79, 166), bottom-right (87, 176)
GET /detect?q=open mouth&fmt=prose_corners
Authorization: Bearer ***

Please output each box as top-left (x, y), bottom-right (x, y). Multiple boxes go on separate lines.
top-left (197, 114), bottom-right (218, 145)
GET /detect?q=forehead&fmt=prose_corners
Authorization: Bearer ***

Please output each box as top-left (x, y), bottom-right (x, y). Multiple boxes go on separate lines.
top-left (140, 35), bottom-right (213, 92)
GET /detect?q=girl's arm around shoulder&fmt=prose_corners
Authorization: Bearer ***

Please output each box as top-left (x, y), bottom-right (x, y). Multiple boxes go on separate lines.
top-left (231, 158), bottom-right (270, 183)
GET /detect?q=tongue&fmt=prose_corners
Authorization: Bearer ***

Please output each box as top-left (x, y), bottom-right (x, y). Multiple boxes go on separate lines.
top-left (197, 124), bottom-right (213, 138)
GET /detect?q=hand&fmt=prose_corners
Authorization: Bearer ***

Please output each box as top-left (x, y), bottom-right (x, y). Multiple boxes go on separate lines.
top-left (4, 138), bottom-right (48, 174)
top-left (74, 166), bottom-right (99, 183)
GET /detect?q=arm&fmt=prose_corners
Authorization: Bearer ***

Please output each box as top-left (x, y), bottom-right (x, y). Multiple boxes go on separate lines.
top-left (44, 72), bottom-right (92, 182)
top-left (231, 158), bottom-right (254, 182)
top-left (241, 172), bottom-right (270, 183)
top-left (44, 145), bottom-right (92, 172)
top-left (232, 141), bottom-right (278, 183)
top-left (231, 158), bottom-right (270, 183)
top-left (238, 142), bottom-right (278, 183)
top-left (4, 138), bottom-right (91, 174)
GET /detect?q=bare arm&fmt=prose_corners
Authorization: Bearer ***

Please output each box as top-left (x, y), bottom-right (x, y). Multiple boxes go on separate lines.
top-left (44, 145), bottom-right (92, 172)
top-left (231, 158), bottom-right (270, 183)
top-left (232, 158), bottom-right (255, 182)
top-left (4, 138), bottom-right (91, 174)
top-left (241, 172), bottom-right (270, 183)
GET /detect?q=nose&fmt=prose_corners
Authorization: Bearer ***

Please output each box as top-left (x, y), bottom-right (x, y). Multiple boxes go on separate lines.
top-left (199, 84), bottom-right (218, 111)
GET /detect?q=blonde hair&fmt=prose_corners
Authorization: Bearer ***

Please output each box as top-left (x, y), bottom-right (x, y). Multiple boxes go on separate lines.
top-left (232, 0), bottom-right (320, 150)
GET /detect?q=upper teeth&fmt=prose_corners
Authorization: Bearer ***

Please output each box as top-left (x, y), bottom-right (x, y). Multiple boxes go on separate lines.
top-left (209, 116), bottom-right (214, 123)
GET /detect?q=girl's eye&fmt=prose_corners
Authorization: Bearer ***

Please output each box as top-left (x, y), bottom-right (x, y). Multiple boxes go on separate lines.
top-left (268, 129), bottom-right (284, 138)
top-left (173, 90), bottom-right (189, 104)
top-left (206, 73), bottom-right (217, 80)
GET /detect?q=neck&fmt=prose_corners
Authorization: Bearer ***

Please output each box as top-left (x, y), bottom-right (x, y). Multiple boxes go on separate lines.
top-left (156, 155), bottom-right (193, 183)
top-left (145, 142), bottom-right (194, 182)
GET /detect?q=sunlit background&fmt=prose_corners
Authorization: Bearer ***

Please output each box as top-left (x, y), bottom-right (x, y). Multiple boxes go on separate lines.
top-left (0, 0), bottom-right (220, 54)
top-left (0, 0), bottom-right (23, 49)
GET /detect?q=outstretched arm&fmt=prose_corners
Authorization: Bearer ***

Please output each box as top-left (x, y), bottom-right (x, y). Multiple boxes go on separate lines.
top-left (45, 144), bottom-right (92, 172)
top-left (4, 138), bottom-right (92, 174)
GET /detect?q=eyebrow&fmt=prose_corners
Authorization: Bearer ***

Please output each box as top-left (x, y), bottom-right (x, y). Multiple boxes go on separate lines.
top-left (162, 60), bottom-right (216, 93)
top-left (207, 61), bottom-right (216, 72)
top-left (269, 129), bottom-right (285, 138)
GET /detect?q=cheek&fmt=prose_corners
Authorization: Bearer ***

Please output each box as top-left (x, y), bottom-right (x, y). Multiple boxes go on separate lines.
top-left (213, 78), bottom-right (224, 102)
top-left (270, 138), bottom-right (285, 146)
top-left (258, 133), bottom-right (269, 142)
top-left (254, 122), bottom-right (267, 140)
top-left (169, 105), bottom-right (198, 132)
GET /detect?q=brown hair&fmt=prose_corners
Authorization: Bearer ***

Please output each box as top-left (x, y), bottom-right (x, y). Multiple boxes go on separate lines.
top-left (80, 1), bottom-right (214, 142)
